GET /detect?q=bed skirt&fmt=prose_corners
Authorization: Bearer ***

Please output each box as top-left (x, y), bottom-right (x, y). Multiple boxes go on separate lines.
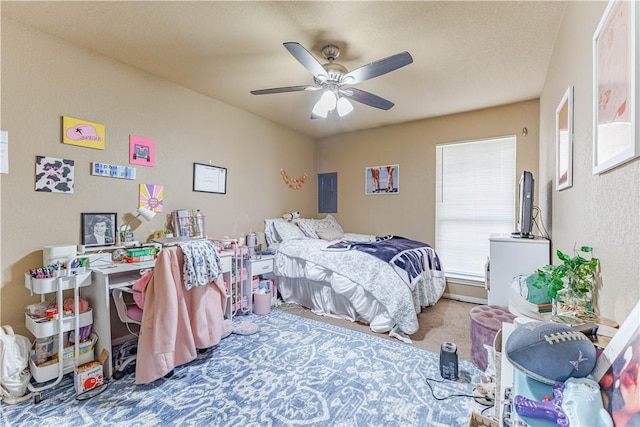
top-left (277, 276), bottom-right (395, 333)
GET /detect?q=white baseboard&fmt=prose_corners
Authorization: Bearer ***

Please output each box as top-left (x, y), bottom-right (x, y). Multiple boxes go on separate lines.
top-left (442, 293), bottom-right (487, 305)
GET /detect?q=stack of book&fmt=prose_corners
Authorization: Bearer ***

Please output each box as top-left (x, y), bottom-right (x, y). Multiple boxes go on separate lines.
top-left (508, 286), bottom-right (552, 321)
top-left (171, 209), bottom-right (205, 238)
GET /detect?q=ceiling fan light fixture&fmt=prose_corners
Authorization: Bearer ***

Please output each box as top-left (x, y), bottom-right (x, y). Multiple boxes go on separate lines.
top-left (319, 90), bottom-right (337, 110)
top-left (336, 96), bottom-right (354, 117)
top-left (311, 102), bottom-right (329, 118)
top-left (312, 90), bottom-right (337, 118)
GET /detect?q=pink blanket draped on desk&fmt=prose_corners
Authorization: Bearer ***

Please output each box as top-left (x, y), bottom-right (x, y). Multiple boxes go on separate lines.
top-left (135, 246), bottom-right (226, 384)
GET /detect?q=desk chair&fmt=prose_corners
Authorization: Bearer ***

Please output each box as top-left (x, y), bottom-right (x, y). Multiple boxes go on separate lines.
top-left (111, 286), bottom-right (144, 380)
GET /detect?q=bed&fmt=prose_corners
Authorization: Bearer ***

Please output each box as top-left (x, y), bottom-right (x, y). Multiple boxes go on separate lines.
top-left (265, 215), bottom-right (446, 342)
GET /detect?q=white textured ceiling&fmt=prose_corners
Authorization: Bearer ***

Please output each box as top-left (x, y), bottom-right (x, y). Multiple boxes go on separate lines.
top-left (2, 1), bottom-right (566, 139)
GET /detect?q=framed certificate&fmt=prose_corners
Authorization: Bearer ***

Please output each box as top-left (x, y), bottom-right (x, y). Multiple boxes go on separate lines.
top-left (192, 162), bottom-right (227, 194)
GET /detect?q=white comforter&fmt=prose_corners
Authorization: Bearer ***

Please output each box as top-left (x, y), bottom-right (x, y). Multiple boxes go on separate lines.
top-left (274, 234), bottom-right (445, 336)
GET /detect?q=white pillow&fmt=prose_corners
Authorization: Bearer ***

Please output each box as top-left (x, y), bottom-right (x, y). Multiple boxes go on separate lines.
top-left (322, 214), bottom-right (344, 233)
top-left (297, 218), bottom-right (319, 238)
top-left (264, 218), bottom-right (285, 247)
top-left (273, 221), bottom-right (306, 241)
top-left (316, 227), bottom-right (344, 241)
top-left (298, 215), bottom-right (345, 239)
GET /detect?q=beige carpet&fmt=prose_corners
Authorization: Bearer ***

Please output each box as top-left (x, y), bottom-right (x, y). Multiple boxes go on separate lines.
top-left (275, 297), bottom-right (479, 362)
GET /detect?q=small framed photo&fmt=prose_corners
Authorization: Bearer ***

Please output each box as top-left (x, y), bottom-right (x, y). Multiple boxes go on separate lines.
top-left (81, 212), bottom-right (117, 247)
top-left (193, 162), bottom-right (227, 194)
top-left (556, 86), bottom-right (574, 191)
top-left (593, 0), bottom-right (639, 174)
top-left (365, 164), bottom-right (399, 195)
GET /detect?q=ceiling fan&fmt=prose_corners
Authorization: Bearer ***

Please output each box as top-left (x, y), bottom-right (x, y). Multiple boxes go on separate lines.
top-left (250, 42), bottom-right (413, 119)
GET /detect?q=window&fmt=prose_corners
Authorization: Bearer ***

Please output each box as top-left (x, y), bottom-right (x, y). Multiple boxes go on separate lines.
top-left (435, 136), bottom-right (516, 283)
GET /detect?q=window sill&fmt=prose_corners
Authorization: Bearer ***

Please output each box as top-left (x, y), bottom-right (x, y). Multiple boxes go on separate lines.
top-left (445, 273), bottom-right (485, 288)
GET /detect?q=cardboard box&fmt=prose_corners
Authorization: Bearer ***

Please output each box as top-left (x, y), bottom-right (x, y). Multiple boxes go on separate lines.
top-left (75, 349), bottom-right (108, 393)
top-left (468, 412), bottom-right (499, 427)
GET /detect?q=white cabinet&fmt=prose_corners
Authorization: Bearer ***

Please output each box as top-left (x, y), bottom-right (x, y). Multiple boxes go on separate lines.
top-left (248, 255), bottom-right (276, 306)
top-left (248, 256), bottom-right (274, 278)
top-left (488, 234), bottom-right (549, 307)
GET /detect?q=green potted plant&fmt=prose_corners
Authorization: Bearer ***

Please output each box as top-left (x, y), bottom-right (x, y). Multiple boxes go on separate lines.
top-left (526, 245), bottom-right (599, 318)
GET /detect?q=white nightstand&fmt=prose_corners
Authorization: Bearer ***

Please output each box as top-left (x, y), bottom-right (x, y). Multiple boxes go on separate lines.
top-left (247, 255), bottom-right (276, 305)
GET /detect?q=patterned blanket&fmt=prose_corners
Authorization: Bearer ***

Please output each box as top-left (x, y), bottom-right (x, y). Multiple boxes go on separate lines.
top-left (326, 235), bottom-right (442, 289)
top-left (178, 240), bottom-right (222, 290)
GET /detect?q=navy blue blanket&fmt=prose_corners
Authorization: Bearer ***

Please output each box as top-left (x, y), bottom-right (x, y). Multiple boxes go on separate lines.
top-left (326, 235), bottom-right (442, 289)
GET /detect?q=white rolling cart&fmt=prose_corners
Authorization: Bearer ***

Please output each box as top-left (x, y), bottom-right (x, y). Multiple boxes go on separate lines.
top-left (24, 260), bottom-right (94, 403)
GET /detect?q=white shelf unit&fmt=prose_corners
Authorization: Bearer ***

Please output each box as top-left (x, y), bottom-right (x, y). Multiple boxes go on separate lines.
top-left (24, 268), bottom-right (94, 402)
top-left (220, 247), bottom-right (252, 318)
top-left (488, 234), bottom-right (550, 307)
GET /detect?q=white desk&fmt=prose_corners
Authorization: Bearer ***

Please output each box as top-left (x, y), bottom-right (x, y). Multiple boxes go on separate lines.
top-left (85, 252), bottom-right (236, 379)
top-left (85, 261), bottom-right (156, 379)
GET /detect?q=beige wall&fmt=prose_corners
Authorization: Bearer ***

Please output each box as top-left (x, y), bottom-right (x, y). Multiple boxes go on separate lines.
top-left (3, 1), bottom-right (638, 336)
top-left (317, 100), bottom-right (540, 299)
top-left (0, 19), bottom-right (317, 335)
top-left (538, 1), bottom-right (639, 324)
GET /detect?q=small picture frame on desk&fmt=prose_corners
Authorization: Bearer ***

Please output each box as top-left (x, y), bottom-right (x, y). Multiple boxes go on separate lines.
top-left (81, 212), bottom-right (117, 247)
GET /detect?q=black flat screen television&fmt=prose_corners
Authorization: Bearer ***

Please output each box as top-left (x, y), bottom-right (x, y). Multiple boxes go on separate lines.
top-left (514, 171), bottom-right (534, 238)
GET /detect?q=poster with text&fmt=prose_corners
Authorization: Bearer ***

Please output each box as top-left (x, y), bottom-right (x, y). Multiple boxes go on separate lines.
top-left (62, 116), bottom-right (105, 150)
top-left (139, 184), bottom-right (164, 212)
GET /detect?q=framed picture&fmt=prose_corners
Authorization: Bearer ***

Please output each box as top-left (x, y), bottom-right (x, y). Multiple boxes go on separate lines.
top-left (365, 164), bottom-right (399, 195)
top-left (129, 135), bottom-right (155, 167)
top-left (62, 116), bottom-right (105, 150)
top-left (193, 162), bottom-right (227, 194)
top-left (593, 0), bottom-right (639, 174)
top-left (35, 155), bottom-right (75, 194)
top-left (556, 86), bottom-right (574, 191)
top-left (81, 212), bottom-right (117, 247)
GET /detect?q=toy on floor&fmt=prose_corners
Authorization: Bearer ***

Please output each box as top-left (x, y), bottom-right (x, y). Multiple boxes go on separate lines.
top-left (222, 319), bottom-right (259, 338)
top-left (473, 376), bottom-right (496, 406)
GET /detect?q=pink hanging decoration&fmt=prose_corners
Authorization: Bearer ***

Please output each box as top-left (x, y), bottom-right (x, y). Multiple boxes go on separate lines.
top-left (280, 169), bottom-right (308, 190)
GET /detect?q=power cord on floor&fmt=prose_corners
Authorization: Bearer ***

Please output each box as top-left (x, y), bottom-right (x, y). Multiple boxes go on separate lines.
top-left (424, 376), bottom-right (495, 407)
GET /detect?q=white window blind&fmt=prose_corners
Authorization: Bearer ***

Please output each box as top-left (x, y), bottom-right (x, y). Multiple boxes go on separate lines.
top-left (435, 136), bottom-right (516, 281)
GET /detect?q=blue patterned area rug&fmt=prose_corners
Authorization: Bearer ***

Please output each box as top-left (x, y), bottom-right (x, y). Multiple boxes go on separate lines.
top-left (2, 310), bottom-right (488, 426)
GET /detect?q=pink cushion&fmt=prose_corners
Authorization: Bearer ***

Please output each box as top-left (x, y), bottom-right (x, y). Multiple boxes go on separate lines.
top-left (132, 271), bottom-right (153, 309)
top-left (126, 304), bottom-right (143, 323)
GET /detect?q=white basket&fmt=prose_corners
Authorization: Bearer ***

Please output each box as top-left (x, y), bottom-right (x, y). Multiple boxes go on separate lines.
top-left (24, 271), bottom-right (92, 294)
top-left (25, 309), bottom-right (93, 339)
top-left (29, 333), bottom-right (97, 384)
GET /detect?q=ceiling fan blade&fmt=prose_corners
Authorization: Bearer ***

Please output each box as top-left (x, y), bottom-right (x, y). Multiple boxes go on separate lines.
top-left (346, 88), bottom-right (395, 110)
top-left (250, 85), bottom-right (318, 95)
top-left (283, 42), bottom-right (328, 78)
top-left (343, 52), bottom-right (413, 84)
